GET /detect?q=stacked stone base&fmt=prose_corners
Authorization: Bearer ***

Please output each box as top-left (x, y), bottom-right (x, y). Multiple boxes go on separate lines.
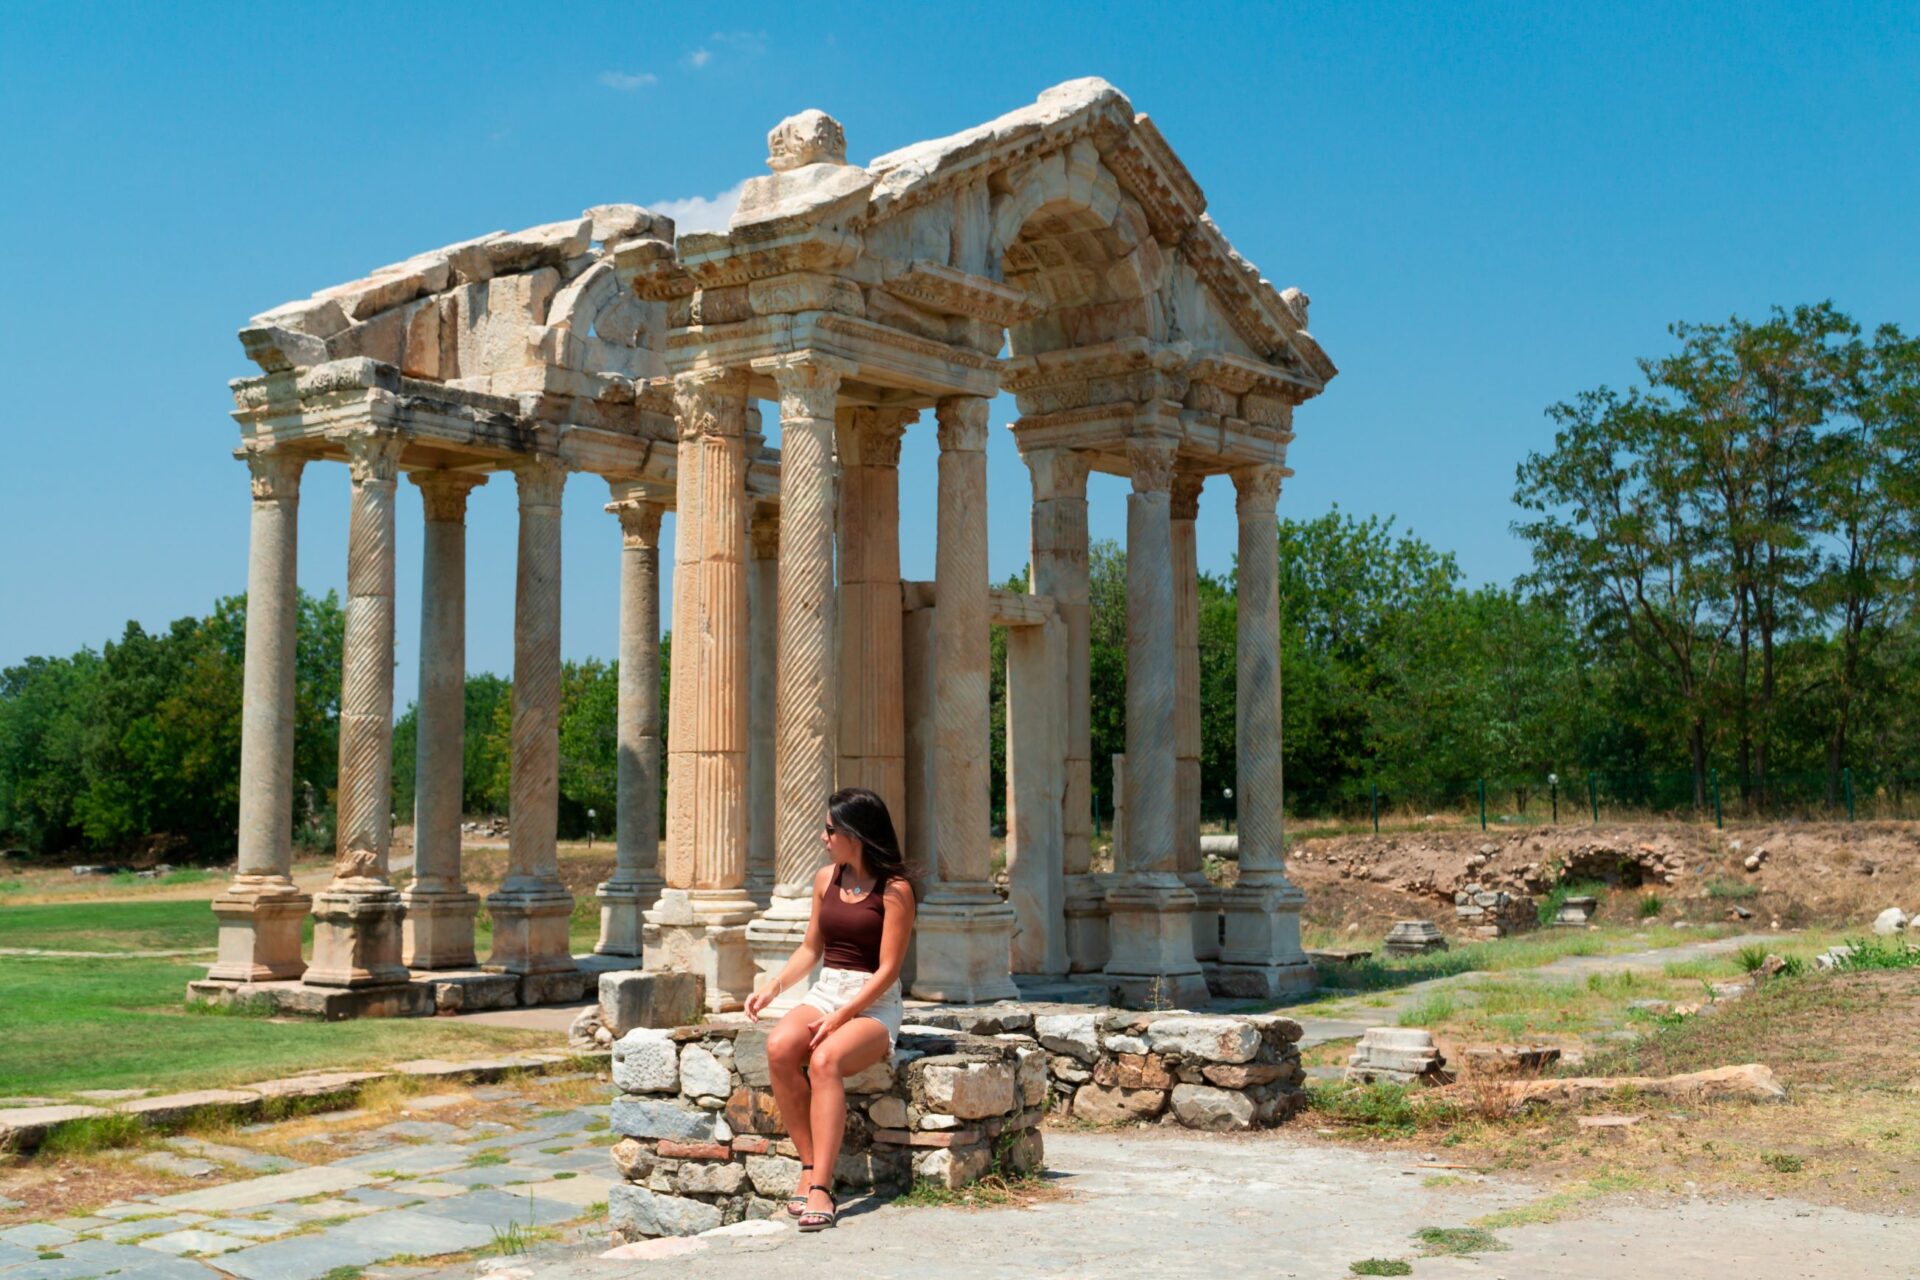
top-left (186, 955), bottom-right (626, 1019)
top-left (1453, 884), bottom-right (1537, 941)
top-left (607, 1022), bottom-right (1046, 1241)
top-left (1346, 1027), bottom-right (1452, 1086)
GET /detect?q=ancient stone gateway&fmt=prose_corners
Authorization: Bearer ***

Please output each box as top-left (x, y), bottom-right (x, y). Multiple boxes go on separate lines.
top-left (195, 78), bottom-right (1337, 1017)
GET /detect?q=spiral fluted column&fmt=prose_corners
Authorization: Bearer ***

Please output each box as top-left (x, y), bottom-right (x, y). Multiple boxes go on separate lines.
top-left (911, 395), bottom-right (1017, 1003)
top-left (1103, 432), bottom-right (1207, 1009)
top-left (208, 447), bottom-right (311, 983)
top-left (402, 470), bottom-right (487, 970)
top-left (597, 486), bottom-right (666, 958)
top-left (746, 505), bottom-right (779, 908)
top-left (647, 368), bottom-right (757, 1012)
top-left (1170, 471), bottom-right (1219, 963)
top-left (748, 353), bottom-right (851, 1007)
top-left (307, 429), bottom-right (409, 990)
top-left (486, 458), bottom-right (580, 995)
top-left (1216, 463), bottom-right (1313, 997)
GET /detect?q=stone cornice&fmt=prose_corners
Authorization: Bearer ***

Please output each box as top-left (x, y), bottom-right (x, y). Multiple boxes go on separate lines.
top-left (878, 261), bottom-right (1039, 327)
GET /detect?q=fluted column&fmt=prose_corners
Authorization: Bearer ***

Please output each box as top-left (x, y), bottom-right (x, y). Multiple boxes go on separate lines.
top-left (307, 429), bottom-right (409, 990)
top-left (746, 506), bottom-right (779, 907)
top-left (1103, 432), bottom-right (1207, 1009)
top-left (1024, 446), bottom-right (1104, 973)
top-left (912, 395), bottom-right (1018, 1003)
top-left (647, 368), bottom-right (757, 1012)
top-left (402, 470), bottom-right (487, 970)
top-left (486, 458), bottom-right (580, 995)
top-left (597, 486), bottom-right (666, 958)
top-left (1171, 471), bottom-right (1218, 964)
top-left (1216, 463), bottom-right (1312, 998)
top-left (837, 408), bottom-right (912, 831)
top-left (748, 353), bottom-right (850, 1007)
top-left (208, 447), bottom-right (311, 983)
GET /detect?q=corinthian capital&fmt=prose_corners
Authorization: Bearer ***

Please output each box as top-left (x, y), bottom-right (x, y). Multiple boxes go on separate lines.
top-left (1127, 435), bottom-right (1178, 495)
top-left (1232, 464), bottom-right (1285, 517)
top-left (411, 470), bottom-right (488, 522)
top-left (769, 353), bottom-right (851, 424)
top-left (337, 429), bottom-right (405, 486)
top-left (750, 505), bottom-right (781, 559)
top-left (935, 396), bottom-right (990, 453)
top-left (1024, 447), bottom-right (1091, 503)
top-left (244, 448), bottom-right (305, 502)
top-left (1170, 471), bottom-right (1205, 521)
top-left (840, 407), bottom-right (914, 468)
top-left (513, 457), bottom-right (569, 510)
top-left (672, 368), bottom-right (750, 440)
top-left (606, 495), bottom-right (665, 548)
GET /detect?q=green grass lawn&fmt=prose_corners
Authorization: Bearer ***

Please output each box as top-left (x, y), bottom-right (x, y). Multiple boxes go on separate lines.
top-left (0, 899), bottom-right (597, 1098)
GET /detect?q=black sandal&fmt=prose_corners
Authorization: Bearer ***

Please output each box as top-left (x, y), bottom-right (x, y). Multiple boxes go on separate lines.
top-left (784, 1164), bottom-right (813, 1217)
top-left (797, 1182), bottom-right (837, 1232)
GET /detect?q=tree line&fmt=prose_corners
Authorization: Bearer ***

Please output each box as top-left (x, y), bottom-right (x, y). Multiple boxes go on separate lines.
top-left (3, 303), bottom-right (1914, 860)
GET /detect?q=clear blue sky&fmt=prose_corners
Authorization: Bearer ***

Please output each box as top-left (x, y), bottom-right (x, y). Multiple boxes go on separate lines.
top-left (3, 2), bottom-right (1915, 704)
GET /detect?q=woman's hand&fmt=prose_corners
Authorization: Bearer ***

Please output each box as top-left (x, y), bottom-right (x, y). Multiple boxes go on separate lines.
top-left (743, 984), bottom-right (777, 1022)
top-left (808, 1010), bottom-right (849, 1048)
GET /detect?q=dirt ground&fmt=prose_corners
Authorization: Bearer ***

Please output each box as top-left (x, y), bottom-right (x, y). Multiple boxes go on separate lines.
top-left (1282, 820), bottom-right (1920, 934)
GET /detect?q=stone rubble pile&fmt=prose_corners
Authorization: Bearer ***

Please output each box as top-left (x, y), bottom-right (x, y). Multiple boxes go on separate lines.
top-left (1452, 884), bottom-right (1536, 941)
top-left (1346, 1027), bottom-right (1452, 1086)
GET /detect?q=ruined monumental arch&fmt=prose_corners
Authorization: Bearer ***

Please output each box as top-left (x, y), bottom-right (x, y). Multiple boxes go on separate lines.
top-left (192, 78), bottom-right (1337, 1019)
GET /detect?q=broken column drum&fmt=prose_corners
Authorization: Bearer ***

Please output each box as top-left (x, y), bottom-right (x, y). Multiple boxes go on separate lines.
top-left (205, 79), bottom-right (1337, 1017)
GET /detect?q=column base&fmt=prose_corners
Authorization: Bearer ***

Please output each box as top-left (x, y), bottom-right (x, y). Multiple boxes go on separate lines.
top-left (745, 874), bottom-right (774, 913)
top-left (643, 888), bottom-right (758, 1013)
top-left (745, 899), bottom-right (816, 1016)
top-left (908, 889), bottom-right (1019, 1004)
top-left (1185, 872), bottom-right (1222, 963)
top-left (595, 876), bottom-right (662, 959)
top-left (206, 881), bottom-right (310, 982)
top-left (1212, 876), bottom-right (1314, 999)
top-left (305, 882), bottom-right (408, 989)
top-left (1103, 876), bottom-right (1209, 1011)
top-left (399, 887), bottom-right (479, 970)
top-left (1063, 873), bottom-right (1111, 974)
top-left (486, 882), bottom-right (578, 976)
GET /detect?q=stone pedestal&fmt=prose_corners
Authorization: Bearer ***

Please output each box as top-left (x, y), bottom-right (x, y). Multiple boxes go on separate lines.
top-left (401, 890), bottom-right (481, 971)
top-left (643, 890), bottom-right (757, 1014)
top-left (305, 882), bottom-right (410, 988)
top-left (1062, 875), bottom-right (1111, 974)
top-left (208, 884), bottom-right (311, 983)
top-left (1103, 877), bottom-right (1209, 1010)
top-left (1213, 879), bottom-right (1315, 999)
top-left (913, 892), bottom-right (1021, 1004)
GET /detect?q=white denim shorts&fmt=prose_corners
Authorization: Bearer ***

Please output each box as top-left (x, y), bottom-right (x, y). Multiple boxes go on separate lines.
top-left (800, 966), bottom-right (903, 1048)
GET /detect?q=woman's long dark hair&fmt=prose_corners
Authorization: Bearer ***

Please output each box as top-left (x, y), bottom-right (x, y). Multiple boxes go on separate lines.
top-left (828, 787), bottom-right (907, 893)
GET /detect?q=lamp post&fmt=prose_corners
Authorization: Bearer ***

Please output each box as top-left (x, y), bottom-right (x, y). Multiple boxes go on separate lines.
top-left (586, 808), bottom-right (597, 849)
top-left (1548, 773), bottom-right (1559, 825)
top-left (1223, 787), bottom-right (1234, 836)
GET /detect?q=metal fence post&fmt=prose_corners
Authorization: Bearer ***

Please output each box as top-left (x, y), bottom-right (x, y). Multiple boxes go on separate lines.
top-left (1588, 770), bottom-right (1599, 824)
top-left (1844, 767), bottom-right (1855, 822)
top-left (1478, 778), bottom-right (1486, 831)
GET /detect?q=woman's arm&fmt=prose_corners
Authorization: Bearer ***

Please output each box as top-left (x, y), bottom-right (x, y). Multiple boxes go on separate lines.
top-left (743, 864), bottom-right (832, 1021)
top-left (807, 880), bottom-right (916, 1045)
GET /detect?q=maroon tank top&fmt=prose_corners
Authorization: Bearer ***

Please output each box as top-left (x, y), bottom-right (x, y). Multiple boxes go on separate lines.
top-left (818, 864), bottom-right (887, 973)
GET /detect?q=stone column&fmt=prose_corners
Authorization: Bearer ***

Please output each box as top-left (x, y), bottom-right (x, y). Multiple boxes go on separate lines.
top-left (402, 470), bottom-right (487, 970)
top-left (486, 458), bottom-right (581, 1000)
top-left (748, 354), bottom-right (849, 1007)
top-left (1216, 464), bottom-right (1313, 998)
top-left (746, 504), bottom-right (779, 908)
top-left (1006, 613), bottom-right (1068, 977)
top-left (647, 368), bottom-right (758, 1012)
top-left (912, 395), bottom-right (1018, 1003)
top-left (837, 409), bottom-right (912, 831)
top-left (1103, 434), bottom-right (1207, 1009)
top-left (1170, 471), bottom-right (1219, 964)
top-left (307, 430), bottom-right (410, 992)
top-left (596, 487), bottom-right (666, 958)
top-left (1025, 446), bottom-right (1105, 972)
top-left (208, 447), bottom-right (311, 983)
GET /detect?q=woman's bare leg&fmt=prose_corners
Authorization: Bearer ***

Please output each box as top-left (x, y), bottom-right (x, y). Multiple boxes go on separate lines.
top-left (765, 1005), bottom-right (825, 1173)
top-left (803, 1018), bottom-right (893, 1217)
